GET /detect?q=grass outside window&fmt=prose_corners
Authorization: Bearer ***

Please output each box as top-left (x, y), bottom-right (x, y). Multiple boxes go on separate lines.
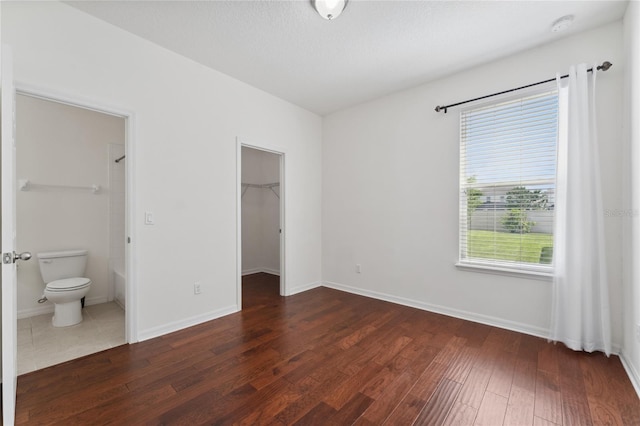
top-left (467, 230), bottom-right (553, 264)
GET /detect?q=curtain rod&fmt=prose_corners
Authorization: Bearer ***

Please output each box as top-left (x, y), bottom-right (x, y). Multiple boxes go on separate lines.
top-left (115, 155), bottom-right (125, 163)
top-left (434, 61), bottom-right (612, 113)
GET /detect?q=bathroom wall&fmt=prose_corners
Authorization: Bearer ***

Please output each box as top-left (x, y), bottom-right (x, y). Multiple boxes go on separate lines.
top-left (242, 147), bottom-right (281, 275)
top-left (15, 94), bottom-right (125, 318)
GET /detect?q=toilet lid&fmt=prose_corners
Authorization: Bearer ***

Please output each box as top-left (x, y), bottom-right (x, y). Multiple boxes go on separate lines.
top-left (46, 277), bottom-right (91, 291)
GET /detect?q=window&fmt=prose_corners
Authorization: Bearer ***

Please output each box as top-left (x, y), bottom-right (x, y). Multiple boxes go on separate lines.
top-left (459, 90), bottom-right (558, 274)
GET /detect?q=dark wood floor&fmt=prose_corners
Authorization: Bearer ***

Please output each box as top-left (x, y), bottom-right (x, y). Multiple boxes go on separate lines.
top-left (12, 273), bottom-right (640, 425)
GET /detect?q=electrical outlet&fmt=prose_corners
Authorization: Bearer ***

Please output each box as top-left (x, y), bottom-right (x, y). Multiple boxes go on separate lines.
top-left (356, 264), bottom-right (362, 274)
top-left (194, 282), bottom-right (201, 295)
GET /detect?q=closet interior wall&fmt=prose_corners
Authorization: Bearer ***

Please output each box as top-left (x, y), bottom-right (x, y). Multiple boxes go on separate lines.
top-left (241, 147), bottom-right (280, 276)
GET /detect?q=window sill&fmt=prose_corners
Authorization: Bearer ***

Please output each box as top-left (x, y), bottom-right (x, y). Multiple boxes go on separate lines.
top-left (455, 261), bottom-right (553, 281)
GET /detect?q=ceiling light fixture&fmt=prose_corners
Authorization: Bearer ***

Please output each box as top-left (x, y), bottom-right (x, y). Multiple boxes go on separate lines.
top-left (551, 15), bottom-right (574, 33)
top-left (312, 0), bottom-right (348, 20)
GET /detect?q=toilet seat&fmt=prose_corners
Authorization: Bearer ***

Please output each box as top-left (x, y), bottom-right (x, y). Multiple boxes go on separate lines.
top-left (46, 277), bottom-right (91, 292)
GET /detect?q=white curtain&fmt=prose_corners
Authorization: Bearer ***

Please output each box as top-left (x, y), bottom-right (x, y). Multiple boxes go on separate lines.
top-left (551, 63), bottom-right (611, 355)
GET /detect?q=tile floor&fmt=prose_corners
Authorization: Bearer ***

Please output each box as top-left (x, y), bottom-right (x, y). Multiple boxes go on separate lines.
top-left (17, 302), bottom-right (126, 375)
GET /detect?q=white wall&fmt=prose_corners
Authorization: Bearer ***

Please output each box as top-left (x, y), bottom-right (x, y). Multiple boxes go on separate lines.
top-left (241, 147), bottom-right (280, 275)
top-left (622, 1), bottom-right (640, 395)
top-left (1, 1), bottom-right (322, 339)
top-left (15, 94), bottom-right (124, 318)
top-left (323, 22), bottom-right (624, 342)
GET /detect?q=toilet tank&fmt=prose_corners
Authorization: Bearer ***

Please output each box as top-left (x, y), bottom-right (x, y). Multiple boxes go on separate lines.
top-left (37, 249), bottom-right (88, 283)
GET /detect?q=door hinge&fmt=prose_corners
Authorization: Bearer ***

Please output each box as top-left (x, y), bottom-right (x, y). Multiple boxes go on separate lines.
top-left (3, 252), bottom-right (13, 264)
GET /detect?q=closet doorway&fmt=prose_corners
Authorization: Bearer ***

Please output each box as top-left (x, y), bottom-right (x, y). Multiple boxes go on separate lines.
top-left (238, 143), bottom-right (285, 309)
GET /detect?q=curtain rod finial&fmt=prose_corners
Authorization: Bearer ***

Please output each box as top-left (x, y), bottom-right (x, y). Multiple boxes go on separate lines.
top-left (598, 61), bottom-right (612, 71)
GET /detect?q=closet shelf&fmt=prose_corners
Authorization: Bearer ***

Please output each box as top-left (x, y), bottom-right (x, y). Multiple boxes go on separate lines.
top-left (19, 179), bottom-right (101, 195)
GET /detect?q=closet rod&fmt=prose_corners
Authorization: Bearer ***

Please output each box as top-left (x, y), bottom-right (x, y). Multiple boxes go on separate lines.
top-left (241, 182), bottom-right (280, 199)
top-left (434, 61), bottom-right (612, 113)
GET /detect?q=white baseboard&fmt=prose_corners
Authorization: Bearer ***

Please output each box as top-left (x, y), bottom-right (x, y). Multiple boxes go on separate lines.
top-left (17, 304), bottom-right (53, 319)
top-left (138, 304), bottom-right (238, 342)
top-left (620, 351), bottom-right (640, 399)
top-left (321, 281), bottom-right (550, 340)
top-left (242, 267), bottom-right (280, 276)
top-left (287, 280), bottom-right (322, 296)
top-left (114, 296), bottom-right (125, 311)
top-left (85, 296), bottom-right (109, 306)
top-left (17, 295), bottom-right (109, 319)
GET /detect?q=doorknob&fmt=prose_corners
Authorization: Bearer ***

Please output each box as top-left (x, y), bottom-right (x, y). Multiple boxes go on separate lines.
top-left (13, 251), bottom-right (31, 262)
top-left (2, 251), bottom-right (32, 264)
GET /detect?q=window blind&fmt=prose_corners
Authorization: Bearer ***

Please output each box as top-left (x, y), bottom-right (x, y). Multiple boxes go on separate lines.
top-left (459, 90), bottom-right (558, 270)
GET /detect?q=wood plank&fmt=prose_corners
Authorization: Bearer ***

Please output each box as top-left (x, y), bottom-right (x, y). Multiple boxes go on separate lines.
top-left (557, 347), bottom-right (593, 426)
top-left (456, 366), bottom-right (492, 409)
top-left (328, 392), bottom-right (374, 425)
top-left (445, 346), bottom-right (478, 384)
top-left (443, 402), bottom-right (478, 426)
top-left (414, 378), bottom-right (461, 426)
top-left (274, 369), bottom-right (348, 424)
top-left (503, 384), bottom-right (535, 426)
top-left (292, 402), bottom-right (337, 425)
top-left (474, 390), bottom-right (508, 426)
top-left (357, 370), bottom-right (415, 424)
top-left (383, 361), bottom-right (448, 424)
top-left (533, 415), bottom-right (561, 426)
top-left (323, 362), bottom-right (383, 410)
top-left (534, 369), bottom-right (563, 425)
top-left (485, 349), bottom-right (516, 398)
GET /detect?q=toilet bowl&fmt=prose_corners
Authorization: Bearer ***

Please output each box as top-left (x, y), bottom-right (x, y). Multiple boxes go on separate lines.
top-left (44, 277), bottom-right (92, 327)
top-left (37, 250), bottom-right (92, 327)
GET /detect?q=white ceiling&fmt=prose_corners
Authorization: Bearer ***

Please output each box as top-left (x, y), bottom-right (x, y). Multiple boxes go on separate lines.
top-left (66, 1), bottom-right (628, 116)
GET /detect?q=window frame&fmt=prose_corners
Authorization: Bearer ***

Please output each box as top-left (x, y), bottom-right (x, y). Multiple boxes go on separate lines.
top-left (456, 85), bottom-right (558, 279)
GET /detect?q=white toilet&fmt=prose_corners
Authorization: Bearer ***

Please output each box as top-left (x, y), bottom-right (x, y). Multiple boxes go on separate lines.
top-left (37, 249), bottom-right (92, 327)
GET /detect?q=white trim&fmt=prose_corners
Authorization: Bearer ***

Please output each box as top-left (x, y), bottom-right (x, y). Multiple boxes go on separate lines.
top-left (620, 352), bottom-right (640, 399)
top-left (14, 82), bottom-right (139, 344)
top-left (242, 268), bottom-right (280, 277)
top-left (236, 138), bottom-right (288, 307)
top-left (455, 261), bottom-right (553, 281)
top-left (138, 305), bottom-right (238, 342)
top-left (236, 141), bottom-right (243, 310)
top-left (288, 281), bottom-right (322, 296)
top-left (322, 280), bottom-right (550, 339)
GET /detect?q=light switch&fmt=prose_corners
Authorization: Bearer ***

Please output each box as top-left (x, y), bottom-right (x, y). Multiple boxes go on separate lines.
top-left (145, 211), bottom-right (154, 225)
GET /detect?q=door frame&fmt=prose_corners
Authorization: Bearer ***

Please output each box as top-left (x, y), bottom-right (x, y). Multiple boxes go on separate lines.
top-left (15, 82), bottom-right (139, 343)
top-left (236, 138), bottom-right (287, 309)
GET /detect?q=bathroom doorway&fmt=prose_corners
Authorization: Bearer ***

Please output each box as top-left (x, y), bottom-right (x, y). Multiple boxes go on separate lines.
top-left (13, 91), bottom-right (130, 374)
top-left (238, 143), bottom-right (285, 309)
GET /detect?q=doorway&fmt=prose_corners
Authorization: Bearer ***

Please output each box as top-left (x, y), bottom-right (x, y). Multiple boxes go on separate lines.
top-left (238, 142), bottom-right (285, 309)
top-left (13, 90), bottom-right (133, 373)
